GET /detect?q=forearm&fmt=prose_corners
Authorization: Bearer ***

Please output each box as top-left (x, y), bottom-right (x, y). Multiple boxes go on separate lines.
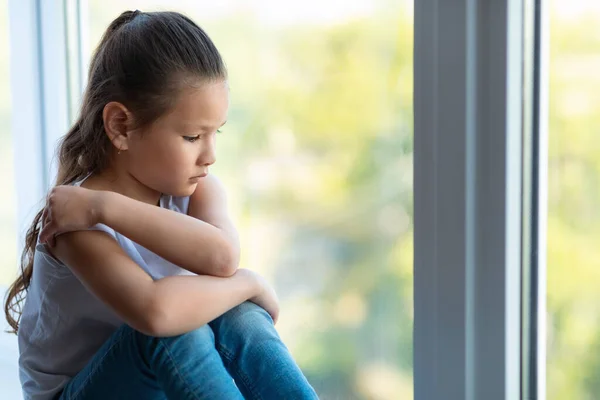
top-left (149, 270), bottom-right (258, 336)
top-left (53, 229), bottom-right (256, 338)
top-left (98, 191), bottom-right (236, 276)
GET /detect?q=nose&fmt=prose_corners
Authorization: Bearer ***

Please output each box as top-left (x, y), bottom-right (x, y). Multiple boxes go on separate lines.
top-left (197, 137), bottom-right (216, 167)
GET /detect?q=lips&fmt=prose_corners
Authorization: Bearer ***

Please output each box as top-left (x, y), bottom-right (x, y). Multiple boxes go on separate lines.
top-left (192, 172), bottom-right (208, 179)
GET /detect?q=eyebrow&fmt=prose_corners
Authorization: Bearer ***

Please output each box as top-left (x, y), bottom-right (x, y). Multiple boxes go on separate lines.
top-left (180, 120), bottom-right (227, 131)
top-left (203, 120), bottom-right (228, 130)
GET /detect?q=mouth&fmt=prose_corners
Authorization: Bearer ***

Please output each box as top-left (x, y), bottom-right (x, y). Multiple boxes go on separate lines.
top-left (191, 172), bottom-right (208, 179)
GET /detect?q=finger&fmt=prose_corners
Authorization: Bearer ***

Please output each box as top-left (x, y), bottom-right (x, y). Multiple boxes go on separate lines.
top-left (39, 222), bottom-right (56, 244)
top-left (51, 231), bottom-right (64, 248)
top-left (39, 224), bottom-right (47, 243)
top-left (41, 208), bottom-right (51, 230)
top-left (43, 206), bottom-right (53, 226)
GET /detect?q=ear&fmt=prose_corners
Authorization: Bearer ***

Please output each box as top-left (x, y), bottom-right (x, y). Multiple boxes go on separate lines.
top-left (102, 101), bottom-right (133, 152)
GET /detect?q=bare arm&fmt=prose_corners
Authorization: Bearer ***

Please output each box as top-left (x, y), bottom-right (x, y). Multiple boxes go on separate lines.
top-left (50, 230), bottom-right (260, 337)
top-left (96, 187), bottom-right (235, 277)
top-left (187, 174), bottom-right (240, 273)
top-left (39, 175), bottom-right (239, 277)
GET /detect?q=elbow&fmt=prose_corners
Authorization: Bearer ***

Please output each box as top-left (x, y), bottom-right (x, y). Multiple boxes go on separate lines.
top-left (139, 315), bottom-right (168, 338)
top-left (137, 321), bottom-right (165, 338)
top-left (215, 266), bottom-right (236, 278)
top-left (135, 297), bottom-right (171, 337)
top-left (213, 251), bottom-right (238, 277)
top-left (212, 241), bottom-right (239, 278)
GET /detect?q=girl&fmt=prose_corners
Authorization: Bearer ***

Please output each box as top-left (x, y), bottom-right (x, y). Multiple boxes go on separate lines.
top-left (4, 10), bottom-right (318, 400)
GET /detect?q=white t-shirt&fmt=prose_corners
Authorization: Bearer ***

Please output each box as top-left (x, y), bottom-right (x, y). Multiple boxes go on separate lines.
top-left (18, 177), bottom-right (194, 400)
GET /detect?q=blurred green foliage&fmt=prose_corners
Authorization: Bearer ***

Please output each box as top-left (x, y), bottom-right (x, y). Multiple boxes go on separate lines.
top-left (546, 4), bottom-right (600, 399)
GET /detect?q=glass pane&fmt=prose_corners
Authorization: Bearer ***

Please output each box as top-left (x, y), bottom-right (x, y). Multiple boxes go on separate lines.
top-left (0, 1), bottom-right (17, 290)
top-left (548, 1), bottom-right (600, 398)
top-left (87, 2), bottom-right (414, 398)
top-left (0, 0), bottom-right (21, 398)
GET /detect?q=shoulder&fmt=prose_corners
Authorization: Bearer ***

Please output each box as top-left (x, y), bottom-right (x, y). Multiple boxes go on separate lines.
top-left (188, 173), bottom-right (229, 212)
top-left (162, 174), bottom-right (227, 215)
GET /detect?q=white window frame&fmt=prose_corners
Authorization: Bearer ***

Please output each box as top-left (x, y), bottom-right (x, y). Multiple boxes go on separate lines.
top-left (521, 0), bottom-right (549, 398)
top-left (536, 0), bottom-right (549, 395)
top-left (9, 0), bottom-right (86, 247)
top-left (9, 0), bottom-right (70, 244)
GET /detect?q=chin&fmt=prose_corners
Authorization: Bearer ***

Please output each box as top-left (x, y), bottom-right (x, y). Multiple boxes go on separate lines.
top-left (179, 182), bottom-right (199, 197)
top-left (159, 179), bottom-right (199, 198)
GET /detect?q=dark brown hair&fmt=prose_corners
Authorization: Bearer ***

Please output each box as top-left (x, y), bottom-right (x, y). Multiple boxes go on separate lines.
top-left (4, 10), bottom-right (227, 333)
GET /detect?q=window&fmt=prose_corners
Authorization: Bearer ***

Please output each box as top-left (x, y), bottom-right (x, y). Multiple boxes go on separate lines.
top-left (546, 0), bottom-right (600, 398)
top-left (0, 0), bottom-right (17, 290)
top-left (0, 0), bottom-right (21, 396)
top-left (3, 0), bottom-right (540, 398)
top-left (84, 1), bottom-right (415, 398)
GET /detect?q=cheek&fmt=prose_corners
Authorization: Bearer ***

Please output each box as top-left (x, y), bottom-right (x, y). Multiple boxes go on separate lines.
top-left (129, 134), bottom-right (200, 182)
top-left (130, 137), bottom-right (175, 174)
top-left (159, 142), bottom-right (198, 176)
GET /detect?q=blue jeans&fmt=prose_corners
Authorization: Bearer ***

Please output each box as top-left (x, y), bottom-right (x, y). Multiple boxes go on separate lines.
top-left (57, 301), bottom-right (318, 399)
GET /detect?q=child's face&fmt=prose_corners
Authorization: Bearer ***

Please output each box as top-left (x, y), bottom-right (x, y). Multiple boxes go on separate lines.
top-left (127, 80), bottom-right (229, 197)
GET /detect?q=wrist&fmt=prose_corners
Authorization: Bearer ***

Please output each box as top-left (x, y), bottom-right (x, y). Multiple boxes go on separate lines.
top-left (235, 269), bottom-right (262, 299)
top-left (93, 191), bottom-right (111, 225)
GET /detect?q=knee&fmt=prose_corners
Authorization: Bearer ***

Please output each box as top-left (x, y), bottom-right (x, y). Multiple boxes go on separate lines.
top-left (215, 301), bottom-right (276, 340)
top-left (140, 323), bottom-right (216, 353)
top-left (173, 324), bottom-right (215, 347)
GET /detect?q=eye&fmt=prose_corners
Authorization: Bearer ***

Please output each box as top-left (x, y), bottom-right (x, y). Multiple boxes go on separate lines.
top-left (217, 129), bottom-right (222, 134)
top-left (183, 135), bottom-right (200, 143)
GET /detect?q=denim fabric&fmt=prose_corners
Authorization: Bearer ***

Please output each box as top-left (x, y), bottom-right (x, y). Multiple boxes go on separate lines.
top-left (57, 301), bottom-right (318, 399)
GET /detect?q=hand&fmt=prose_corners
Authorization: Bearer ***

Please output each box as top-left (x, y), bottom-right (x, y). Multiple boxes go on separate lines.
top-left (39, 185), bottom-right (103, 247)
top-left (238, 269), bottom-right (280, 324)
